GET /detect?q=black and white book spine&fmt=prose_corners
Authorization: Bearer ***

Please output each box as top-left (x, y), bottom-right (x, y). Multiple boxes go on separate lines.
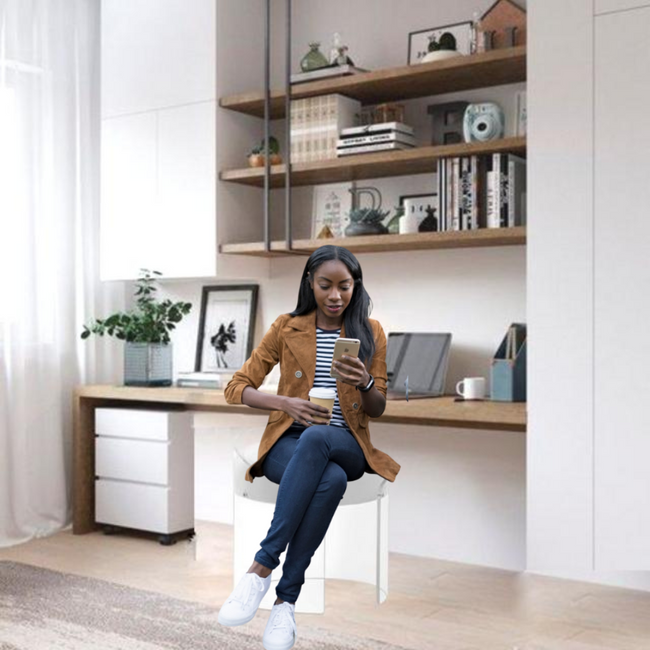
top-left (460, 157), bottom-right (471, 230)
top-left (446, 158), bottom-right (453, 232)
top-left (340, 121), bottom-right (415, 137)
top-left (437, 158), bottom-right (443, 233)
top-left (452, 157), bottom-right (461, 231)
top-left (493, 153), bottom-right (502, 227)
top-left (336, 141), bottom-right (413, 156)
top-left (507, 154), bottom-right (527, 227)
top-left (337, 132), bottom-right (416, 147)
top-left (499, 153), bottom-right (509, 227)
top-left (470, 155), bottom-right (478, 230)
top-left (486, 154), bottom-right (498, 228)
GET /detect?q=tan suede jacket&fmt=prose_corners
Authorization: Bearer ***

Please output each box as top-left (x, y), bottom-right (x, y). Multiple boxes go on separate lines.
top-left (224, 309), bottom-right (401, 483)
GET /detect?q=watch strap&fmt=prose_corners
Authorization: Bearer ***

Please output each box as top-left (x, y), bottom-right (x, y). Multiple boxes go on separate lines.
top-left (358, 374), bottom-right (375, 392)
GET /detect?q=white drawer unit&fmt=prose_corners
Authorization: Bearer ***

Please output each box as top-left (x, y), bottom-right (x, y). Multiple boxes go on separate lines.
top-left (94, 407), bottom-right (194, 544)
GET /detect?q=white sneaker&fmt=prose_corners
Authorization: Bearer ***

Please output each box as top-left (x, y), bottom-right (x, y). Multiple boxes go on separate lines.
top-left (263, 601), bottom-right (297, 650)
top-left (218, 571), bottom-right (272, 626)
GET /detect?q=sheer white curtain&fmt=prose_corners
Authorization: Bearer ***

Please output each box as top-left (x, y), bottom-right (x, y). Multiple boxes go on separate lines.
top-left (0, 0), bottom-right (125, 546)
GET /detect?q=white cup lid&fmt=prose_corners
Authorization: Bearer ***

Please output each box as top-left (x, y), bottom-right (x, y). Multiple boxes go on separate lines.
top-left (309, 387), bottom-right (336, 399)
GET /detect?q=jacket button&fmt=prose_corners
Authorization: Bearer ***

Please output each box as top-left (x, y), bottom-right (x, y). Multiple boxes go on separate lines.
top-left (295, 370), bottom-right (302, 378)
top-left (353, 402), bottom-right (359, 409)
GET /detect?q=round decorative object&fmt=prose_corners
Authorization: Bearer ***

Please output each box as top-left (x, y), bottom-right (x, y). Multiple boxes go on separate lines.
top-left (295, 370), bottom-right (302, 378)
top-left (344, 222), bottom-right (388, 237)
top-left (353, 402), bottom-right (359, 409)
top-left (463, 102), bottom-right (505, 143)
top-left (300, 42), bottom-right (329, 72)
top-left (420, 49), bottom-right (462, 63)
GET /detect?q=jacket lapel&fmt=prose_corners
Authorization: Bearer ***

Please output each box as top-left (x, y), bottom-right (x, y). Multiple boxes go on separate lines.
top-left (283, 310), bottom-right (355, 402)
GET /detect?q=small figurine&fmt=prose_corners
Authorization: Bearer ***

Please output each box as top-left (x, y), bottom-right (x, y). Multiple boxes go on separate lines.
top-left (478, 0), bottom-right (527, 50)
top-left (329, 32), bottom-right (355, 66)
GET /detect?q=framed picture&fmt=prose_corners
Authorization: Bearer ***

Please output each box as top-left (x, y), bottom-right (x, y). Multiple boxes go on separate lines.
top-left (311, 182), bottom-right (354, 239)
top-left (194, 285), bottom-right (259, 373)
top-left (407, 21), bottom-right (473, 65)
top-left (399, 193), bottom-right (437, 225)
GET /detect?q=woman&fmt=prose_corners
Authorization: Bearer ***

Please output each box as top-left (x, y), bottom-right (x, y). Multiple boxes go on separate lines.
top-left (218, 245), bottom-right (400, 650)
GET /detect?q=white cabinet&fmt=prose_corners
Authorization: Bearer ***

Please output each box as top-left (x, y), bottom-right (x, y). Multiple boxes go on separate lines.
top-left (94, 408), bottom-right (194, 542)
top-left (101, 0), bottom-right (215, 118)
top-left (100, 112), bottom-right (157, 280)
top-left (100, 102), bottom-right (216, 280)
top-left (100, 0), bottom-right (217, 281)
top-left (594, 6), bottom-right (650, 569)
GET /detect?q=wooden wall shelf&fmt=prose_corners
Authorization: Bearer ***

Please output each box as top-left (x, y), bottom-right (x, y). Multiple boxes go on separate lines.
top-left (220, 137), bottom-right (526, 188)
top-left (219, 46), bottom-right (526, 119)
top-left (219, 226), bottom-right (527, 257)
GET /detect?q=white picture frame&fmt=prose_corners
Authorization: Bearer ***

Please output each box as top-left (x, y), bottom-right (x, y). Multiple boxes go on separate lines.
top-left (399, 193), bottom-right (438, 227)
top-left (194, 285), bottom-right (258, 373)
top-left (311, 182), bottom-right (354, 239)
top-left (407, 21), bottom-right (473, 65)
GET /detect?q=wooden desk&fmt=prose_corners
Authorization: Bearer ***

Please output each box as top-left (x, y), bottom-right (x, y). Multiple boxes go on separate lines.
top-left (73, 385), bottom-right (526, 535)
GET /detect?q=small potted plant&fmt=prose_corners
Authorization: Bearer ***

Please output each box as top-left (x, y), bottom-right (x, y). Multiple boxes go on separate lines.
top-left (80, 269), bottom-right (192, 386)
top-left (421, 31), bottom-right (461, 63)
top-left (248, 136), bottom-right (283, 167)
top-left (344, 207), bottom-right (391, 236)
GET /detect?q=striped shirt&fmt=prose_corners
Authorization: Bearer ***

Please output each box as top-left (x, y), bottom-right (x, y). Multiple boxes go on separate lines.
top-left (289, 326), bottom-right (349, 431)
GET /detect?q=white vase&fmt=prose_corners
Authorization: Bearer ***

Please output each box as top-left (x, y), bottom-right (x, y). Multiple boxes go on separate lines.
top-left (420, 50), bottom-right (462, 64)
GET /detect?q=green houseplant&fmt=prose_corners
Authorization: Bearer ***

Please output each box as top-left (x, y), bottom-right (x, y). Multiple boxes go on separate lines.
top-left (80, 269), bottom-right (192, 386)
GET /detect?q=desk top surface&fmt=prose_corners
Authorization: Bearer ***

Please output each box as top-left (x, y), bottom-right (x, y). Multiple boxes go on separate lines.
top-left (75, 385), bottom-right (526, 432)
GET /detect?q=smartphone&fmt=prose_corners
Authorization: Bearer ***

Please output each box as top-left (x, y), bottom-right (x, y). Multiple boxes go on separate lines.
top-left (330, 337), bottom-right (361, 380)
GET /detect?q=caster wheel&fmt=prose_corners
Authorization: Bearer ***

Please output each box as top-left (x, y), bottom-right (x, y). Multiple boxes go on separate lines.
top-left (158, 534), bottom-right (176, 546)
top-left (187, 529), bottom-right (196, 541)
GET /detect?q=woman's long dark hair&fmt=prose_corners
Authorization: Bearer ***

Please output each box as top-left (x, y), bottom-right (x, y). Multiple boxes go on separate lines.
top-left (289, 245), bottom-right (376, 367)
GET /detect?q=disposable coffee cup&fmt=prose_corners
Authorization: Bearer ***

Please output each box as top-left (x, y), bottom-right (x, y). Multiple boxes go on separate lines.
top-left (308, 387), bottom-right (335, 424)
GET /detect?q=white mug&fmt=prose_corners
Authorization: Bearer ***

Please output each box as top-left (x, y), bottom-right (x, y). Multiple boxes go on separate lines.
top-left (455, 376), bottom-right (486, 400)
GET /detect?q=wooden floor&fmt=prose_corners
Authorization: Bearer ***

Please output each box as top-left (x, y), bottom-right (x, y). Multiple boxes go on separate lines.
top-left (1, 521), bottom-right (649, 650)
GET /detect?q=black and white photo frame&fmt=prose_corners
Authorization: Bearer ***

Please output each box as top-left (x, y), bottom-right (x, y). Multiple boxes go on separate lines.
top-left (407, 21), bottom-right (473, 65)
top-left (194, 285), bottom-right (259, 373)
top-left (399, 193), bottom-right (439, 232)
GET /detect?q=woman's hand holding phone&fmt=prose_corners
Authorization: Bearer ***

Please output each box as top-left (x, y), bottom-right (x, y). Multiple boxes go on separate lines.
top-left (282, 397), bottom-right (330, 427)
top-left (332, 354), bottom-right (370, 388)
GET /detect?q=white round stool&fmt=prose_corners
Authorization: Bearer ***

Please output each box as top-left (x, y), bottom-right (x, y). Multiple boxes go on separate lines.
top-left (232, 441), bottom-right (389, 614)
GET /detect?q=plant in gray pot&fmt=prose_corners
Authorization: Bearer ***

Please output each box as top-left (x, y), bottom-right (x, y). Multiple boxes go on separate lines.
top-left (80, 269), bottom-right (192, 387)
top-left (344, 206), bottom-right (391, 236)
top-left (344, 186), bottom-right (390, 236)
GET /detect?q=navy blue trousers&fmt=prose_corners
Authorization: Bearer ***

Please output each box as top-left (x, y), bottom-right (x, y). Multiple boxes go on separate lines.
top-left (253, 423), bottom-right (367, 603)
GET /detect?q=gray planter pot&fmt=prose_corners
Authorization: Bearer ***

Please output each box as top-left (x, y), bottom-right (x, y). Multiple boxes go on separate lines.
top-left (124, 342), bottom-right (173, 387)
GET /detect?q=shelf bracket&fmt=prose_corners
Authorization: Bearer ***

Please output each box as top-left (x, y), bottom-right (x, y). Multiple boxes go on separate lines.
top-left (262, 0), bottom-right (310, 257)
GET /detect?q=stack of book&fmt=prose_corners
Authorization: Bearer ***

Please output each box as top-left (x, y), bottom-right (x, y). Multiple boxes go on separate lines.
top-left (336, 122), bottom-right (416, 157)
top-left (290, 94), bottom-right (360, 163)
top-left (435, 153), bottom-right (527, 231)
top-left (290, 64), bottom-right (368, 85)
top-left (175, 372), bottom-right (222, 389)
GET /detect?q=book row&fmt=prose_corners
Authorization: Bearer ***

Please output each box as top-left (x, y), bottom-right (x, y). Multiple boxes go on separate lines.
top-left (290, 94), bottom-right (359, 163)
top-left (436, 153), bottom-right (527, 232)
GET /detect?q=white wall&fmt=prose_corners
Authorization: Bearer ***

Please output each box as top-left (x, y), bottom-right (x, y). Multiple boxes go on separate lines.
top-left (528, 0), bottom-right (650, 591)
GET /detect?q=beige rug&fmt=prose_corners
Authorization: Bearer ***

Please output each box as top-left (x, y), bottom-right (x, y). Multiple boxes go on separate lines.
top-left (0, 562), bottom-right (408, 650)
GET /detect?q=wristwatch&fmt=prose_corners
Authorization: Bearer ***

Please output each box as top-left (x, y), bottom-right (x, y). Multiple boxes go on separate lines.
top-left (357, 374), bottom-right (375, 392)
